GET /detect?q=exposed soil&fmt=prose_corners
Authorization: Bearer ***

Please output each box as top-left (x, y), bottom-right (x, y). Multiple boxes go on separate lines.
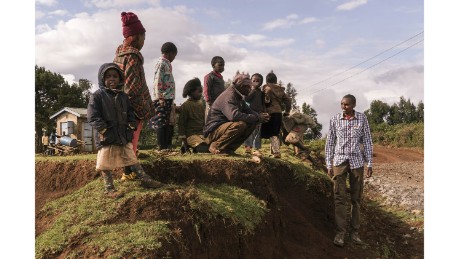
top-left (36, 145), bottom-right (424, 258)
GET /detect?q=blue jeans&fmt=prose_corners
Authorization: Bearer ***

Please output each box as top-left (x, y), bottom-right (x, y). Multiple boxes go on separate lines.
top-left (244, 123), bottom-right (261, 149)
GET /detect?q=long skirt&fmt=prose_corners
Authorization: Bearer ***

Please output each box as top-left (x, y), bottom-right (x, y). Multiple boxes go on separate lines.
top-left (96, 143), bottom-right (138, 171)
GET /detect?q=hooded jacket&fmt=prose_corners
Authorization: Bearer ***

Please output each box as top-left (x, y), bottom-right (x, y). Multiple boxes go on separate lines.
top-left (114, 44), bottom-right (155, 120)
top-left (87, 63), bottom-right (136, 150)
top-left (263, 83), bottom-right (292, 114)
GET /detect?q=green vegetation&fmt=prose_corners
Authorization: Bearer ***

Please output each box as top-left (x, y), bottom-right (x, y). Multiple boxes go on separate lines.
top-left (371, 123), bottom-right (423, 148)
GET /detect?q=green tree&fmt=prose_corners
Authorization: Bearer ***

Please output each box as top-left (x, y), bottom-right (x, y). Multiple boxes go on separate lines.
top-left (301, 102), bottom-right (322, 139)
top-left (285, 82), bottom-right (299, 111)
top-left (35, 65), bottom-right (90, 153)
top-left (364, 100), bottom-right (390, 125)
top-left (416, 101), bottom-right (424, 122)
top-left (399, 96), bottom-right (418, 123)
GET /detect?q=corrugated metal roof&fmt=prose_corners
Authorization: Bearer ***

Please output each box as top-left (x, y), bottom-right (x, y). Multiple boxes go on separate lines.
top-left (49, 107), bottom-right (87, 119)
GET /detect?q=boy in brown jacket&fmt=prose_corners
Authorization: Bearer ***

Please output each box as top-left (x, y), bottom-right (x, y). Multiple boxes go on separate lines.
top-left (260, 71), bottom-right (291, 158)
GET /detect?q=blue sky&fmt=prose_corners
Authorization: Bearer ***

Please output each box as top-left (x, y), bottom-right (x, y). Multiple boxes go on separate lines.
top-left (35, 0), bottom-right (424, 132)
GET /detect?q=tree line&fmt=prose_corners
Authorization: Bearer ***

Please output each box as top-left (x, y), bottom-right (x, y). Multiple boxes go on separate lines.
top-left (364, 97), bottom-right (424, 126)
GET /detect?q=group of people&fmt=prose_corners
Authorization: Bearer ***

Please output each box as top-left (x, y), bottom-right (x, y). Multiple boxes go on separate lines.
top-left (85, 11), bottom-right (374, 248)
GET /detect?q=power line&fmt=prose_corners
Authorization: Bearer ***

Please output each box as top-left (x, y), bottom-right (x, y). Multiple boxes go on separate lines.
top-left (302, 31), bottom-right (424, 92)
top-left (307, 38), bottom-right (424, 95)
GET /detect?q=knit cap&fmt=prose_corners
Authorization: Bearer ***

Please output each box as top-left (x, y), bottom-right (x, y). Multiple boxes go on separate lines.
top-left (121, 12), bottom-right (146, 38)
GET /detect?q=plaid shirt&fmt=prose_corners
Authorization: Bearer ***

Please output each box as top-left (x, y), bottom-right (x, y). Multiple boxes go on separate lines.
top-left (114, 44), bottom-right (155, 120)
top-left (325, 111), bottom-right (373, 169)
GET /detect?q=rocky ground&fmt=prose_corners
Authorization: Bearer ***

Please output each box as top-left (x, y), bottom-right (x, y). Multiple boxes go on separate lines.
top-left (365, 146), bottom-right (424, 215)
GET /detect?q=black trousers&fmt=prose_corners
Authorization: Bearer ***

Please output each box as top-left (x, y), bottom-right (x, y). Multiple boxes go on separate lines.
top-left (156, 125), bottom-right (174, 150)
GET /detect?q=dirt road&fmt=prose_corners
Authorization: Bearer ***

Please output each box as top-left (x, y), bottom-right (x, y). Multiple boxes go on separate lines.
top-left (366, 145), bottom-right (424, 214)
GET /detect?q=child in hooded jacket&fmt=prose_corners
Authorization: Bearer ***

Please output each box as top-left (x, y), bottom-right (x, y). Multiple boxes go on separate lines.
top-left (87, 63), bottom-right (162, 198)
top-left (260, 71), bottom-right (291, 158)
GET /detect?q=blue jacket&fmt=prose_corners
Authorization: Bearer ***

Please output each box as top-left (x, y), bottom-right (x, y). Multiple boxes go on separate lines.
top-left (87, 63), bottom-right (136, 150)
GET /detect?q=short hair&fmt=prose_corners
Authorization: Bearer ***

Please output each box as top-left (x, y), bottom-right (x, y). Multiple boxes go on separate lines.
top-left (266, 70), bottom-right (277, 83)
top-left (161, 42), bottom-right (177, 54)
top-left (211, 56), bottom-right (225, 66)
top-left (251, 73), bottom-right (263, 84)
top-left (342, 94), bottom-right (356, 105)
top-left (182, 78), bottom-right (202, 98)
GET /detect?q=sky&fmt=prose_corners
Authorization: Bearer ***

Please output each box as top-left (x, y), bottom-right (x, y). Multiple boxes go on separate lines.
top-left (34, 0), bottom-right (424, 135)
top-left (9, 1), bottom-right (460, 258)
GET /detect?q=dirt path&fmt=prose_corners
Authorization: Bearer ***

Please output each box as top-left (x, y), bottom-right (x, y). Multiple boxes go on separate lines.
top-left (365, 145), bottom-right (424, 214)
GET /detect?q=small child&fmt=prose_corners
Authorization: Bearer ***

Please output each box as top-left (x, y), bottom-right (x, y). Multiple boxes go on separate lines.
top-left (203, 56), bottom-right (225, 121)
top-left (178, 78), bottom-right (210, 154)
top-left (260, 71), bottom-right (292, 158)
top-left (151, 42), bottom-right (178, 152)
top-left (88, 63), bottom-right (162, 198)
top-left (243, 73), bottom-right (265, 156)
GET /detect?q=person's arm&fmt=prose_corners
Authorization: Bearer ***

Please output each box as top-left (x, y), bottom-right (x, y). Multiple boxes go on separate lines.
top-left (362, 114), bottom-right (373, 177)
top-left (87, 92), bottom-right (108, 132)
top-left (203, 73), bottom-right (212, 104)
top-left (325, 117), bottom-right (337, 177)
top-left (153, 61), bottom-right (167, 99)
top-left (221, 97), bottom-right (260, 124)
top-left (178, 102), bottom-right (188, 139)
top-left (127, 95), bottom-right (136, 130)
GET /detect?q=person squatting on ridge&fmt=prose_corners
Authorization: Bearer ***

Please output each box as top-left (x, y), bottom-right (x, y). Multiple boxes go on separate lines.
top-left (243, 73), bottom-right (265, 157)
top-left (178, 78), bottom-right (210, 154)
top-left (113, 11), bottom-right (154, 159)
top-left (325, 94), bottom-right (373, 247)
top-left (87, 63), bottom-right (162, 199)
top-left (260, 71), bottom-right (292, 158)
top-left (150, 42), bottom-right (178, 152)
top-left (203, 56), bottom-right (225, 122)
top-left (203, 71), bottom-right (270, 155)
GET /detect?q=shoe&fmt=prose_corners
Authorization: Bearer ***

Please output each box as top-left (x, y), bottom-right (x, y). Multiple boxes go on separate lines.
top-left (121, 172), bottom-right (137, 182)
top-left (333, 233), bottom-right (345, 247)
top-left (273, 153), bottom-right (281, 159)
top-left (350, 232), bottom-right (364, 245)
top-left (139, 178), bottom-right (163, 189)
top-left (104, 189), bottom-right (125, 199)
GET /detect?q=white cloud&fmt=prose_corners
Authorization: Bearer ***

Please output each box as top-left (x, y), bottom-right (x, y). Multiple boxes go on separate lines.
top-left (35, 24), bottom-right (52, 34)
top-left (36, 10), bottom-right (46, 19)
top-left (36, 0), bottom-right (57, 7)
top-left (262, 14), bottom-right (318, 31)
top-left (336, 0), bottom-right (368, 11)
top-left (49, 10), bottom-right (69, 16)
top-left (84, 0), bottom-right (160, 8)
top-left (61, 74), bottom-right (77, 85)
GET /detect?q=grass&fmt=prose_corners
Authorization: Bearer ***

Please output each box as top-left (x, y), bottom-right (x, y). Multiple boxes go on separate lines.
top-left (191, 184), bottom-right (268, 234)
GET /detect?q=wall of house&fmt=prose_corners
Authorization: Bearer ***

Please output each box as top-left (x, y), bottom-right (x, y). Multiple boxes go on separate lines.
top-left (55, 113), bottom-right (95, 152)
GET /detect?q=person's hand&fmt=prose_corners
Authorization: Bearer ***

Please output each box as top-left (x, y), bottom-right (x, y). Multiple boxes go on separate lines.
top-left (283, 112), bottom-right (290, 117)
top-left (327, 168), bottom-right (334, 178)
top-left (366, 167), bottom-right (373, 178)
top-left (260, 112), bottom-right (270, 123)
top-left (263, 85), bottom-right (271, 94)
top-left (159, 98), bottom-right (165, 107)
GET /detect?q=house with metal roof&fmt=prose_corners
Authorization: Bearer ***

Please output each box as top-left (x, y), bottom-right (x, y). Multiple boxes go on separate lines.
top-left (50, 107), bottom-right (95, 152)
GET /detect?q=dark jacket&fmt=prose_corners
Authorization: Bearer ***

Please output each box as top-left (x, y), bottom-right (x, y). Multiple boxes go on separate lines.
top-left (87, 63), bottom-right (136, 150)
top-left (244, 87), bottom-right (265, 113)
top-left (203, 71), bottom-right (225, 104)
top-left (203, 85), bottom-right (262, 137)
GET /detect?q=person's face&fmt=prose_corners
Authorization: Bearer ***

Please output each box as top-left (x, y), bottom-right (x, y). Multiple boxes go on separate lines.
top-left (341, 97), bottom-right (356, 115)
top-left (190, 86), bottom-right (203, 100)
top-left (213, 61), bottom-right (225, 73)
top-left (104, 69), bottom-right (121, 89)
top-left (239, 79), bottom-right (252, 96)
top-left (137, 33), bottom-right (145, 50)
top-left (251, 76), bottom-right (262, 88)
top-left (165, 52), bottom-right (177, 63)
